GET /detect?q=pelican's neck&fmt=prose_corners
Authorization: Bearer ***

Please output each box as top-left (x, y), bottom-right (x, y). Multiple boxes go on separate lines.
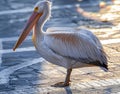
top-left (36, 8), bottom-right (50, 33)
top-left (32, 8), bottom-right (50, 45)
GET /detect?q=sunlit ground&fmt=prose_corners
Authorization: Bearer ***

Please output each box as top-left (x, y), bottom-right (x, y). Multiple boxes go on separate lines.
top-left (0, 0), bottom-right (120, 94)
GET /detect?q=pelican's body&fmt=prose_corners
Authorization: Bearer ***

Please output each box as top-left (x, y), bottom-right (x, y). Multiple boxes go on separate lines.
top-left (33, 27), bottom-right (106, 69)
top-left (13, 0), bottom-right (108, 87)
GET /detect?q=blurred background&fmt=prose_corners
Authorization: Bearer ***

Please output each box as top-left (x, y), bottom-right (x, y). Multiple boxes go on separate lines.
top-left (0, 0), bottom-right (120, 84)
top-left (0, 0), bottom-right (120, 93)
top-left (0, 0), bottom-right (117, 38)
top-left (0, 0), bottom-right (120, 80)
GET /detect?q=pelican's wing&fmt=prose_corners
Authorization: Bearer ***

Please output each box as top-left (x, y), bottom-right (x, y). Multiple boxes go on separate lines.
top-left (46, 27), bottom-right (75, 32)
top-left (44, 32), bottom-right (107, 67)
top-left (47, 27), bottom-right (103, 49)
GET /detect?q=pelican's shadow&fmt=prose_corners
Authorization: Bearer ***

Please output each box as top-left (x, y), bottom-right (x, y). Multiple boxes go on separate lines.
top-left (64, 86), bottom-right (73, 94)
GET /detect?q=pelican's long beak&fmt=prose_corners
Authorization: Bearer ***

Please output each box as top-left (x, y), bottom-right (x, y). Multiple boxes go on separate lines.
top-left (13, 10), bottom-right (43, 51)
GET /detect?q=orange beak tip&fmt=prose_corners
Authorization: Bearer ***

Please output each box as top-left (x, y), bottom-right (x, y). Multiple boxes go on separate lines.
top-left (13, 48), bottom-right (16, 51)
top-left (13, 49), bottom-right (15, 51)
top-left (13, 45), bottom-right (17, 51)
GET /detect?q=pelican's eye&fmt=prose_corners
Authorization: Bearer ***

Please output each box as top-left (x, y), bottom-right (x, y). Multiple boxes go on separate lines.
top-left (34, 7), bottom-right (39, 12)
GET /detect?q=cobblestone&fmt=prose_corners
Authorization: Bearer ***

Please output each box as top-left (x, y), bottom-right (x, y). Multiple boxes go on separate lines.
top-left (0, 0), bottom-right (120, 94)
top-left (0, 84), bottom-right (15, 92)
top-left (9, 79), bottom-right (30, 86)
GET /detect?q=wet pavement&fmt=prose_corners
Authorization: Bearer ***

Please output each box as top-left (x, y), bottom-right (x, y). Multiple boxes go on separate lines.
top-left (0, 0), bottom-right (120, 94)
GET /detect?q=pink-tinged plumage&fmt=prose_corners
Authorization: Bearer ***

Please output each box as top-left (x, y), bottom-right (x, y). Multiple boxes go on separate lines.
top-left (14, 0), bottom-right (108, 87)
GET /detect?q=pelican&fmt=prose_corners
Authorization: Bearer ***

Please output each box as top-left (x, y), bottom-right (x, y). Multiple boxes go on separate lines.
top-left (13, 0), bottom-right (108, 87)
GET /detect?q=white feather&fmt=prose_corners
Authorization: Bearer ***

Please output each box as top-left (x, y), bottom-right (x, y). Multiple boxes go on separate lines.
top-left (33, 1), bottom-right (107, 69)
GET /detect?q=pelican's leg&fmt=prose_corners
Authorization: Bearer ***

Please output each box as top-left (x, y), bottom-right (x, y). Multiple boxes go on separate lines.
top-left (64, 68), bottom-right (72, 86)
top-left (53, 68), bottom-right (72, 87)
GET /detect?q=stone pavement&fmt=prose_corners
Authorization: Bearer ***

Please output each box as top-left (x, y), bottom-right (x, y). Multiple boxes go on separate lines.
top-left (0, 0), bottom-right (120, 94)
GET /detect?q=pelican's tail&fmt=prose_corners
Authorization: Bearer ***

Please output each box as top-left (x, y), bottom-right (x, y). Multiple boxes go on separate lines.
top-left (99, 50), bottom-right (108, 72)
top-left (91, 49), bottom-right (108, 72)
top-left (100, 62), bottom-right (108, 72)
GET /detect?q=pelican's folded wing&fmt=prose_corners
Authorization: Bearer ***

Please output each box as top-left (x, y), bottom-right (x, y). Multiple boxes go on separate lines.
top-left (44, 32), bottom-right (107, 66)
top-left (46, 27), bottom-right (74, 32)
top-left (47, 27), bottom-right (103, 49)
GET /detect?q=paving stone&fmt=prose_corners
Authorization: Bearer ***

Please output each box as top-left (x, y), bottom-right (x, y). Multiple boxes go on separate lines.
top-left (0, 0), bottom-right (120, 93)
top-left (0, 84), bottom-right (15, 92)
top-left (12, 67), bottom-right (35, 76)
top-left (116, 79), bottom-right (120, 84)
top-left (110, 85), bottom-right (120, 93)
top-left (3, 40), bottom-right (33, 49)
top-left (18, 73), bottom-right (35, 78)
top-left (77, 83), bottom-right (88, 89)
top-left (87, 81), bottom-right (102, 87)
top-left (105, 79), bottom-right (120, 86)
top-left (9, 79), bottom-right (30, 86)
top-left (95, 81), bottom-right (110, 87)
top-left (29, 63), bottom-right (43, 71)
top-left (31, 79), bottom-right (51, 86)
top-left (99, 80), bottom-right (116, 86)
top-left (17, 73), bottom-right (45, 81)
top-left (9, 75), bottom-right (18, 80)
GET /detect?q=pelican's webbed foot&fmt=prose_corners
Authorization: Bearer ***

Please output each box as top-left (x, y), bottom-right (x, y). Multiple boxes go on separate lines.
top-left (52, 82), bottom-right (70, 87)
top-left (51, 68), bottom-right (72, 87)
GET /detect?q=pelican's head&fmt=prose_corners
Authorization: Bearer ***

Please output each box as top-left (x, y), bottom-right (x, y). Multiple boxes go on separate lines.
top-left (13, 0), bottom-right (52, 51)
top-left (34, 0), bottom-right (52, 17)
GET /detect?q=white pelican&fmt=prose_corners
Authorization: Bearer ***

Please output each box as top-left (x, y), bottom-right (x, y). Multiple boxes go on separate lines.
top-left (13, 0), bottom-right (108, 87)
